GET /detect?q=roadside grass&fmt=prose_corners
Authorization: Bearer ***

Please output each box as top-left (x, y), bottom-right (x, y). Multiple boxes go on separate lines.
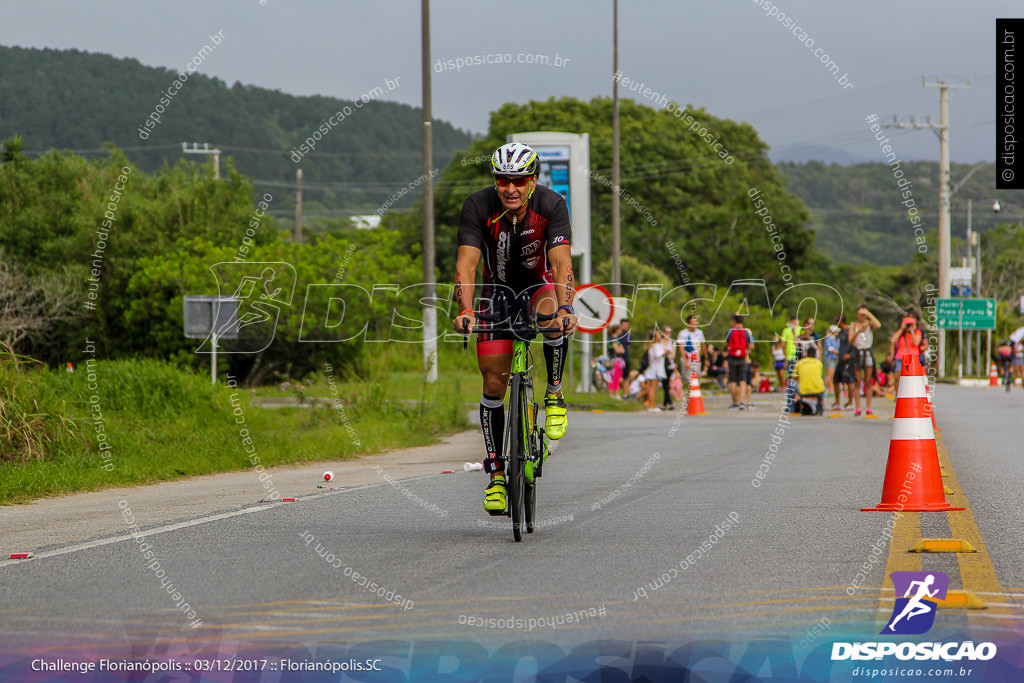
top-left (0, 356), bottom-right (468, 505)
top-left (261, 340), bottom-right (647, 413)
top-left (1, 339), bottom-right (643, 504)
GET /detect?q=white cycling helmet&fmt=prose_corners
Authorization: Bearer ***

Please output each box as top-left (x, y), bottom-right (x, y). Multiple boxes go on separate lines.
top-left (490, 142), bottom-right (539, 176)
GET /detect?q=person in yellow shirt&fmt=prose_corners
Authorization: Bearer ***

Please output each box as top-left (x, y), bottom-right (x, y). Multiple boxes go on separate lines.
top-left (793, 346), bottom-right (825, 415)
top-left (780, 313), bottom-right (800, 413)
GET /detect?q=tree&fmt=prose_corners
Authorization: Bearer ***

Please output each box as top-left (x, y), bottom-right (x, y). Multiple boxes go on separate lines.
top-left (2, 135), bottom-right (24, 163)
top-left (411, 96), bottom-right (812, 290)
top-left (125, 229), bottom-right (424, 383)
top-left (0, 144), bottom-right (278, 363)
top-left (0, 251), bottom-right (81, 353)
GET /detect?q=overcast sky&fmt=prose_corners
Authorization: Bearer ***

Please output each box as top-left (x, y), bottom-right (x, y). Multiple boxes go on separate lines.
top-left (1, 0), bottom-right (1014, 164)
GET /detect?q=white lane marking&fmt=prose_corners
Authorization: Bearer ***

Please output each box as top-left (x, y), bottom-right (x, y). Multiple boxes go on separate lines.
top-left (0, 502), bottom-right (284, 568)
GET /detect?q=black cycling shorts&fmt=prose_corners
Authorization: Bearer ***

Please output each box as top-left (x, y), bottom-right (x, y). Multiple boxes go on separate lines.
top-left (475, 276), bottom-right (554, 356)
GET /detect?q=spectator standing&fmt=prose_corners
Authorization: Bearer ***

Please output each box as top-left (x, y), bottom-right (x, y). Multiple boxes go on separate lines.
top-left (612, 318), bottom-right (631, 378)
top-left (832, 314), bottom-right (855, 410)
top-left (639, 328), bottom-right (667, 410)
top-left (848, 303), bottom-right (882, 417)
top-left (606, 321), bottom-right (627, 397)
top-left (660, 326), bottom-right (677, 410)
top-left (1014, 337), bottom-right (1024, 386)
top-left (771, 339), bottom-right (787, 389)
top-left (780, 313), bottom-right (800, 412)
top-left (676, 314), bottom-right (707, 385)
top-left (724, 315), bottom-right (754, 410)
top-left (887, 316), bottom-right (922, 395)
top-left (822, 324), bottom-right (840, 398)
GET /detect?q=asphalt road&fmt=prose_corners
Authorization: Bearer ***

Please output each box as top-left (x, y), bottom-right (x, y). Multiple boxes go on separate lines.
top-left (1, 386), bottom-right (1022, 679)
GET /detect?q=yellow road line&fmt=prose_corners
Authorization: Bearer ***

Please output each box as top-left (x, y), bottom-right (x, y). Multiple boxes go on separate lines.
top-left (879, 427), bottom-right (1005, 618)
top-left (933, 431), bottom-right (1012, 636)
top-left (881, 511), bottom-right (921, 585)
top-left (935, 432), bottom-right (1002, 594)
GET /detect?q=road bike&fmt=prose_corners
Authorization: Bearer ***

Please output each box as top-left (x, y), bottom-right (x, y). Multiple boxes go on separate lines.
top-left (1002, 357), bottom-right (1014, 392)
top-left (591, 355), bottom-right (614, 392)
top-left (464, 294), bottom-right (558, 542)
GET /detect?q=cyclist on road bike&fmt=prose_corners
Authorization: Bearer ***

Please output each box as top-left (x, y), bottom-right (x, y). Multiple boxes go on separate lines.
top-left (1011, 325), bottom-right (1024, 387)
top-left (452, 142), bottom-right (578, 514)
top-left (997, 339), bottom-right (1014, 386)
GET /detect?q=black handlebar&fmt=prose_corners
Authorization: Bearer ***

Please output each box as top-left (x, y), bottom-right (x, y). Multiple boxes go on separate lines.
top-left (459, 299), bottom-right (569, 350)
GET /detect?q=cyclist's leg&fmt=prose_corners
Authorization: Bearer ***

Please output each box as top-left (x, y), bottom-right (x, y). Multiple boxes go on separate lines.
top-left (531, 283), bottom-right (565, 389)
top-left (530, 280), bottom-right (569, 439)
top-left (478, 346), bottom-right (512, 513)
top-left (478, 347), bottom-right (512, 476)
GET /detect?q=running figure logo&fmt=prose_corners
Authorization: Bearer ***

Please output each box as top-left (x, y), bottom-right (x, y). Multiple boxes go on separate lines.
top-left (199, 262), bottom-right (296, 354)
top-left (882, 570), bottom-right (949, 635)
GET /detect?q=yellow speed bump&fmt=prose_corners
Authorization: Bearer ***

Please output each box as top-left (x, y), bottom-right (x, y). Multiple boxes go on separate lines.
top-left (909, 538), bottom-right (977, 553)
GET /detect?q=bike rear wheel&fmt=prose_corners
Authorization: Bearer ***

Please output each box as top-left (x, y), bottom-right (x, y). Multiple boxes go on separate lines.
top-left (523, 383), bottom-right (538, 534)
top-left (506, 376), bottom-right (526, 542)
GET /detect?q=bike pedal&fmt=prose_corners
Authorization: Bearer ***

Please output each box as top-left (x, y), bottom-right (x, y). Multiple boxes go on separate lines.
top-left (487, 508), bottom-right (505, 517)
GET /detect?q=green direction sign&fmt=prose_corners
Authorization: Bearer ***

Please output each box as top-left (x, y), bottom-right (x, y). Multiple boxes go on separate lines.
top-left (936, 298), bottom-right (997, 330)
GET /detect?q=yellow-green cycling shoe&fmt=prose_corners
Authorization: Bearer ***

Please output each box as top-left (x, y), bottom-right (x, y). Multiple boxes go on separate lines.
top-left (544, 393), bottom-right (568, 440)
top-left (484, 476), bottom-right (507, 516)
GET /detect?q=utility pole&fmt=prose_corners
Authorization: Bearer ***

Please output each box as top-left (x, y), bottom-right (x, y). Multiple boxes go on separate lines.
top-left (966, 198), bottom-right (972, 375)
top-left (888, 76), bottom-right (970, 378)
top-left (295, 168), bottom-right (303, 243)
top-left (181, 142), bottom-right (221, 179)
top-left (611, 0), bottom-right (621, 296)
top-left (421, 0), bottom-right (438, 382)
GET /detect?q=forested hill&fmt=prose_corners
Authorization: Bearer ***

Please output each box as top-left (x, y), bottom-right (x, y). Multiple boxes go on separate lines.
top-left (779, 160), bottom-right (1024, 266)
top-left (5, 44), bottom-right (1021, 264)
top-left (0, 44), bottom-right (474, 217)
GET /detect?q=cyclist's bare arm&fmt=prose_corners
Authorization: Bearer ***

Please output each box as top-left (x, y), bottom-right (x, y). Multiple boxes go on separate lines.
top-left (548, 244), bottom-right (578, 334)
top-left (454, 245), bottom-right (480, 333)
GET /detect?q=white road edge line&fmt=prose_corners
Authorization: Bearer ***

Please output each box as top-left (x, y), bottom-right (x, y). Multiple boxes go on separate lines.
top-left (0, 475), bottom-right (445, 569)
top-left (0, 501), bottom-right (283, 568)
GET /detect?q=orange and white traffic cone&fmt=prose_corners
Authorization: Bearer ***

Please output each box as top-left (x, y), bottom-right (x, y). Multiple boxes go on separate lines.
top-left (862, 353), bottom-right (963, 512)
top-left (990, 362), bottom-right (999, 386)
top-left (925, 381), bottom-right (940, 432)
top-left (686, 373), bottom-right (708, 416)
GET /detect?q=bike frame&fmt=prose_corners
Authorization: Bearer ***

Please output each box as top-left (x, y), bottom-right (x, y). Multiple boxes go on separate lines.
top-left (469, 294), bottom-right (550, 542)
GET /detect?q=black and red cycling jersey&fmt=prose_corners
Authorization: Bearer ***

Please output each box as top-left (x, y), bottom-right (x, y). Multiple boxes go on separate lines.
top-left (457, 184), bottom-right (572, 291)
top-left (458, 184), bottom-right (572, 352)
